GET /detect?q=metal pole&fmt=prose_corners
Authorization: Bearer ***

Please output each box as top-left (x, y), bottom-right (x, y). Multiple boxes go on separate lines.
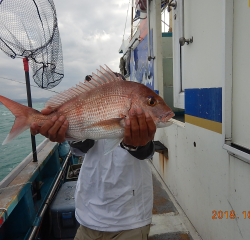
top-left (164, 9), bottom-right (165, 32)
top-left (23, 58), bottom-right (38, 162)
top-left (147, 0), bottom-right (151, 60)
top-left (131, 0), bottom-right (134, 40)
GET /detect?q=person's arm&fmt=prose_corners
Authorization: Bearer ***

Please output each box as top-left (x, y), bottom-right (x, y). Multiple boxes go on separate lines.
top-left (69, 140), bottom-right (95, 153)
top-left (120, 140), bottom-right (155, 160)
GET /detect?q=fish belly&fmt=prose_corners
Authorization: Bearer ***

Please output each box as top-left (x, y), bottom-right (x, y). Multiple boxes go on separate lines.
top-left (62, 94), bottom-right (131, 141)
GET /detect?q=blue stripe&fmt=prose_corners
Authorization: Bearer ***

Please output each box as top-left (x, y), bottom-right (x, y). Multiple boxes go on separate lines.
top-left (185, 88), bottom-right (222, 123)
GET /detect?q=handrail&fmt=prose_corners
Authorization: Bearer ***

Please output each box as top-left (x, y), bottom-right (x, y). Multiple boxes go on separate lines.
top-left (27, 150), bottom-right (71, 240)
top-left (0, 138), bottom-right (50, 189)
top-left (147, 0), bottom-right (155, 61)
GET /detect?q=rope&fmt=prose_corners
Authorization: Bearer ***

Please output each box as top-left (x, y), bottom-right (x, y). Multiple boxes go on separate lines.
top-left (161, 20), bottom-right (169, 27)
top-left (0, 76), bottom-right (59, 94)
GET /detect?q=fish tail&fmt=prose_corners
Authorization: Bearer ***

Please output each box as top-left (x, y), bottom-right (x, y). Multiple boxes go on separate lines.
top-left (0, 95), bottom-right (37, 145)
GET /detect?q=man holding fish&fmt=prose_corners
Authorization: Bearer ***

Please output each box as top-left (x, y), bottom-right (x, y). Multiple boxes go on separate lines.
top-left (0, 66), bottom-right (174, 239)
top-left (31, 106), bottom-right (156, 240)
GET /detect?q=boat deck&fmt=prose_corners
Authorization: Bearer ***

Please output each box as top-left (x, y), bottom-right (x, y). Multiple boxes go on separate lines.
top-left (149, 160), bottom-right (201, 240)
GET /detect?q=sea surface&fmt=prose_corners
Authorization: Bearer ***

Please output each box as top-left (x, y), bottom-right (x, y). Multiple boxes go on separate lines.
top-left (0, 101), bottom-right (46, 182)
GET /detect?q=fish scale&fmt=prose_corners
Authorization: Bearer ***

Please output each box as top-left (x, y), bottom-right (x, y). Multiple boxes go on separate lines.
top-left (66, 94), bottom-right (131, 140)
top-left (0, 65), bottom-right (175, 153)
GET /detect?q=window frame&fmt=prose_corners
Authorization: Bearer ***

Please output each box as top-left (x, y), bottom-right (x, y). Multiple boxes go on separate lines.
top-left (222, 0), bottom-right (250, 163)
top-left (172, 0), bottom-right (184, 109)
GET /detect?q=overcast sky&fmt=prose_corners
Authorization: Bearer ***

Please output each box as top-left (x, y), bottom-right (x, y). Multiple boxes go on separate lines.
top-left (0, 0), bottom-right (131, 100)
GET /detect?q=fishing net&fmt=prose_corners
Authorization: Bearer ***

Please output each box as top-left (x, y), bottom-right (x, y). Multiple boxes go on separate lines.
top-left (0, 0), bottom-right (64, 89)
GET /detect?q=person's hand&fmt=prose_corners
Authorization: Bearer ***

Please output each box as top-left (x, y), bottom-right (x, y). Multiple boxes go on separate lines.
top-left (30, 107), bottom-right (69, 143)
top-left (122, 107), bottom-right (156, 147)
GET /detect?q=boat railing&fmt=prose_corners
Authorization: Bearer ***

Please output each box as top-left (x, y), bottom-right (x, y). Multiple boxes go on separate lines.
top-left (0, 138), bottom-right (51, 189)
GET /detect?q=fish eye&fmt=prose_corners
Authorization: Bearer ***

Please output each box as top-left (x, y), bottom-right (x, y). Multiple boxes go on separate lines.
top-left (147, 97), bottom-right (157, 106)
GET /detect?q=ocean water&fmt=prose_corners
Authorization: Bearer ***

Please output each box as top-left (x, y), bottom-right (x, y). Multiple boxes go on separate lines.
top-left (0, 102), bottom-right (46, 182)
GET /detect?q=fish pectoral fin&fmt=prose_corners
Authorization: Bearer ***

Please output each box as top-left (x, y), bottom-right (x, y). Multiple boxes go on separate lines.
top-left (104, 138), bottom-right (123, 155)
top-left (82, 118), bottom-right (125, 131)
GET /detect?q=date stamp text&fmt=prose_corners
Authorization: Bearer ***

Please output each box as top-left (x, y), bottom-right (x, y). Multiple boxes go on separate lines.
top-left (212, 211), bottom-right (250, 219)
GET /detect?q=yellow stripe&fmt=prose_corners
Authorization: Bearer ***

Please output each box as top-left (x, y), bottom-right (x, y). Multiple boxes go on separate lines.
top-left (185, 114), bottom-right (222, 134)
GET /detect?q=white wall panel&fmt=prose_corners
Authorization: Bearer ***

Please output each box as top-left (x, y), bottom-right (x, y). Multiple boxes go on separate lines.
top-left (154, 122), bottom-right (250, 240)
top-left (182, 0), bottom-right (224, 89)
top-left (232, 0), bottom-right (250, 149)
top-left (152, 0), bottom-right (250, 239)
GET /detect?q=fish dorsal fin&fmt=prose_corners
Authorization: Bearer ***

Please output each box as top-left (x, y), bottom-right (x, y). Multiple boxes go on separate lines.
top-left (45, 86), bottom-right (80, 109)
top-left (45, 65), bottom-right (123, 110)
top-left (104, 64), bottom-right (118, 79)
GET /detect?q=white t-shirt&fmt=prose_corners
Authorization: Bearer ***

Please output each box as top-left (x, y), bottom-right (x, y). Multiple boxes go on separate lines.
top-left (75, 139), bottom-right (153, 231)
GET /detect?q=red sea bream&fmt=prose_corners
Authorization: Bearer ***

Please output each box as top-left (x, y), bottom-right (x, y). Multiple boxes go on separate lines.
top-left (0, 65), bottom-right (174, 152)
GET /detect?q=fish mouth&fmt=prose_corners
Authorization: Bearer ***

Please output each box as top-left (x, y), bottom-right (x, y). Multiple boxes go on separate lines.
top-left (159, 111), bottom-right (175, 121)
